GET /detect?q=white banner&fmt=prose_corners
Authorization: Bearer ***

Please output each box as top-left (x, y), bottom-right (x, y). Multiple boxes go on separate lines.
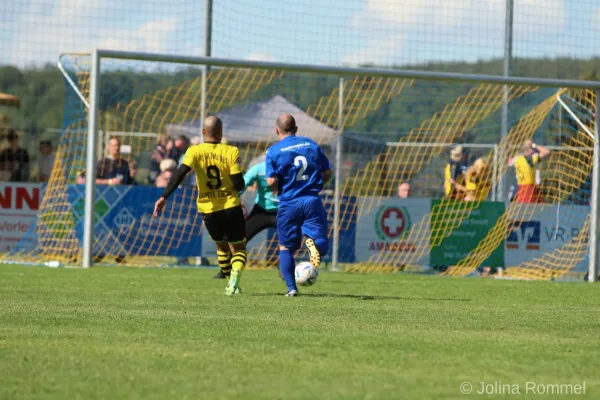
top-left (504, 204), bottom-right (590, 273)
top-left (0, 183), bottom-right (41, 251)
top-left (354, 197), bottom-right (432, 264)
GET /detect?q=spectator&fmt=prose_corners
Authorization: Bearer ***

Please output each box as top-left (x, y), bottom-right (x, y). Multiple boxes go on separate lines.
top-left (511, 140), bottom-right (550, 203)
top-left (77, 136), bottom-right (133, 186)
top-left (168, 135), bottom-right (189, 161)
top-left (0, 129), bottom-right (30, 182)
top-left (444, 145), bottom-right (468, 200)
top-left (0, 159), bottom-right (11, 181)
top-left (148, 145), bottom-right (166, 185)
top-left (154, 158), bottom-right (177, 188)
top-left (397, 181), bottom-right (411, 198)
top-left (159, 158), bottom-right (177, 173)
top-left (155, 170), bottom-right (173, 188)
top-left (127, 159), bottom-right (138, 185)
top-left (452, 157), bottom-right (492, 202)
top-left (38, 140), bottom-right (55, 183)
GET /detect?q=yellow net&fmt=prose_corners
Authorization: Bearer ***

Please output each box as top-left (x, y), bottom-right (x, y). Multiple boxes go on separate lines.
top-left (2, 55), bottom-right (595, 281)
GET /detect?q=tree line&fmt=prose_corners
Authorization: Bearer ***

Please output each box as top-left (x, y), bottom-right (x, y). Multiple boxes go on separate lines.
top-left (1, 57), bottom-right (598, 142)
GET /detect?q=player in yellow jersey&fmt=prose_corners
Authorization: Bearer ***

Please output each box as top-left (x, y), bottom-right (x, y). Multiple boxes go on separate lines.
top-left (444, 145), bottom-right (468, 200)
top-left (153, 116), bottom-right (247, 296)
top-left (453, 158), bottom-right (492, 202)
top-left (512, 140), bottom-right (550, 203)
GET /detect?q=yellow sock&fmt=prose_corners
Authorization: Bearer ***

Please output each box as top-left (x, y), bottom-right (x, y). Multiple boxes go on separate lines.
top-left (231, 250), bottom-right (247, 274)
top-left (217, 249), bottom-right (232, 280)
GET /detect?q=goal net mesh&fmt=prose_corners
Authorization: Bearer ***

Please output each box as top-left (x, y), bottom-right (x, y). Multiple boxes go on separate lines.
top-left (2, 55), bottom-right (594, 280)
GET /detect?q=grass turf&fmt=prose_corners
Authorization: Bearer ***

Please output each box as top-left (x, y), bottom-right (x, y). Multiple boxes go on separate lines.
top-left (1, 265), bottom-right (599, 400)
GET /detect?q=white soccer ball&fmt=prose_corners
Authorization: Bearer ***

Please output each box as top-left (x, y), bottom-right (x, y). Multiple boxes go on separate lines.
top-left (295, 261), bottom-right (319, 287)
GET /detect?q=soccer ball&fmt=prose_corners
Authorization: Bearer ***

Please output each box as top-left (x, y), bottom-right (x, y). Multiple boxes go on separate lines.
top-left (295, 262), bottom-right (319, 287)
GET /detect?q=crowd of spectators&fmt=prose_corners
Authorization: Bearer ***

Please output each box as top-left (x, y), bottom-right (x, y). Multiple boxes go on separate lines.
top-left (0, 128), bottom-right (55, 183)
top-left (74, 133), bottom-right (203, 189)
top-left (0, 126), bottom-right (590, 207)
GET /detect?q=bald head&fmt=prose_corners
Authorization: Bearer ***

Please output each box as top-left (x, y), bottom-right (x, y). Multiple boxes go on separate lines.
top-left (276, 114), bottom-right (297, 137)
top-left (202, 116), bottom-right (223, 142)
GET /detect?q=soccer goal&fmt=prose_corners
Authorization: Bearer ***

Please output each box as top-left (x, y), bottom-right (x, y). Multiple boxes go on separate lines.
top-left (4, 49), bottom-right (599, 282)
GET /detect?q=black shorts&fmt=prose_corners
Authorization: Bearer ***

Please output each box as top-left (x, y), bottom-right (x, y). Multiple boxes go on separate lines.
top-left (203, 206), bottom-right (246, 243)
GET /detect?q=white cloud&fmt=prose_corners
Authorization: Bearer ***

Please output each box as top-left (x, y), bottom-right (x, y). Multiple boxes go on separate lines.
top-left (592, 8), bottom-right (600, 28)
top-left (245, 51), bottom-right (275, 62)
top-left (350, 0), bottom-right (565, 33)
top-left (342, 0), bottom-right (566, 65)
top-left (137, 18), bottom-right (178, 53)
top-left (6, 0), bottom-right (184, 67)
top-left (95, 17), bottom-right (179, 53)
top-left (341, 34), bottom-right (404, 66)
top-left (349, 0), bottom-right (504, 31)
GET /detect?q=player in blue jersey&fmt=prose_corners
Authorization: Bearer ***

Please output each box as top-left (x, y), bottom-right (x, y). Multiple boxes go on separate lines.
top-left (265, 114), bottom-right (333, 297)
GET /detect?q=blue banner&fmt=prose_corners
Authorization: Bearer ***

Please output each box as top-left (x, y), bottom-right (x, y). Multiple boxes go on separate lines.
top-left (68, 184), bottom-right (203, 257)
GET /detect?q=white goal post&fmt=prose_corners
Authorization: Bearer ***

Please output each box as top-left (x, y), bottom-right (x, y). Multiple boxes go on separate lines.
top-left (84, 48), bottom-right (600, 281)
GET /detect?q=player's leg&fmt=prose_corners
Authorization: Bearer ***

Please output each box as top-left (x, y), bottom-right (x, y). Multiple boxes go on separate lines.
top-left (245, 206), bottom-right (281, 276)
top-left (215, 241), bottom-right (233, 280)
top-left (301, 196), bottom-right (329, 268)
top-left (245, 205), bottom-right (276, 243)
top-left (224, 206), bottom-right (247, 296)
top-left (215, 205), bottom-right (268, 279)
top-left (203, 210), bottom-right (232, 281)
top-left (277, 200), bottom-right (303, 296)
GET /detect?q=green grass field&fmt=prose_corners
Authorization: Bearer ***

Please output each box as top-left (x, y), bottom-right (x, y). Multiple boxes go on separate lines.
top-left (1, 265), bottom-right (599, 400)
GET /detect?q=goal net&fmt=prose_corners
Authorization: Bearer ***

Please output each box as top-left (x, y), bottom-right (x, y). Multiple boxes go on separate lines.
top-left (2, 54), bottom-right (595, 280)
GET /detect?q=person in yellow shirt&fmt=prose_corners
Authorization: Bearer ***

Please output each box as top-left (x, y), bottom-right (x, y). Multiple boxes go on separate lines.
top-left (153, 116), bottom-right (247, 296)
top-left (511, 140), bottom-right (550, 203)
top-left (444, 145), bottom-right (468, 200)
top-left (452, 157), bottom-right (492, 202)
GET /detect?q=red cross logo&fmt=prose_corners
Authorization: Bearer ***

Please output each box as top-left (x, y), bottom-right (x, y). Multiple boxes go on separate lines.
top-left (381, 207), bottom-right (406, 238)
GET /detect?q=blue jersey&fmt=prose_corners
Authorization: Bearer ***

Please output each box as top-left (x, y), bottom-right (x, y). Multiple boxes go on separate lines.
top-left (265, 135), bottom-right (332, 203)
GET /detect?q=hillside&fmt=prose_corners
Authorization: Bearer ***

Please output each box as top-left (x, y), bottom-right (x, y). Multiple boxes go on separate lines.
top-left (1, 57), bottom-right (598, 140)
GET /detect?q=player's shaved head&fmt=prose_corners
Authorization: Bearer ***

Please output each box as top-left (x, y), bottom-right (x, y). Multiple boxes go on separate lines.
top-left (202, 116), bottom-right (223, 142)
top-left (276, 114), bottom-right (297, 136)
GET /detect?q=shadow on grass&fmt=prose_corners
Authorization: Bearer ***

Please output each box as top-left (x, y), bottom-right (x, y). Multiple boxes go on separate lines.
top-left (249, 292), bottom-right (472, 302)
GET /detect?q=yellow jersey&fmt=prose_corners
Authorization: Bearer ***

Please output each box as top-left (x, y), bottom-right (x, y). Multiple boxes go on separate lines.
top-left (444, 162), bottom-right (466, 198)
top-left (181, 143), bottom-right (243, 214)
top-left (513, 154), bottom-right (540, 186)
top-left (465, 174), bottom-right (491, 201)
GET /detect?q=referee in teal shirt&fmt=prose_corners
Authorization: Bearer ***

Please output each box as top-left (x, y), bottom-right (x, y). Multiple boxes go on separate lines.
top-left (214, 156), bottom-right (278, 279)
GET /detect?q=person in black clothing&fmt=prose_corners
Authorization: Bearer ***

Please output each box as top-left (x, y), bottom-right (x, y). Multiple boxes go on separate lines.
top-left (148, 145), bottom-right (166, 185)
top-left (0, 129), bottom-right (30, 182)
top-left (73, 136), bottom-right (133, 264)
top-left (76, 136), bottom-right (133, 186)
top-left (167, 135), bottom-right (189, 162)
top-left (95, 136), bottom-right (132, 185)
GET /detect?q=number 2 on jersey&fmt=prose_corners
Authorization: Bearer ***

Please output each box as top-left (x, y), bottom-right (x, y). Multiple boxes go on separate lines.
top-left (294, 156), bottom-right (308, 181)
top-left (206, 165), bottom-right (222, 189)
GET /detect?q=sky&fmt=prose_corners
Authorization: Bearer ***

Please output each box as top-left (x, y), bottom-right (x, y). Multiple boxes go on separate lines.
top-left (1, 0), bottom-right (599, 69)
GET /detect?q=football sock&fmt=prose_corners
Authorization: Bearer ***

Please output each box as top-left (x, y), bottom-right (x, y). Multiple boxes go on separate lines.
top-left (231, 250), bottom-right (247, 274)
top-left (280, 249), bottom-right (297, 292)
top-left (217, 250), bottom-right (232, 280)
top-left (315, 238), bottom-right (329, 257)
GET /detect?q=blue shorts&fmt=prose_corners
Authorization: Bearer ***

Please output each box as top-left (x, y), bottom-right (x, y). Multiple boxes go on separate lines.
top-left (277, 196), bottom-right (328, 252)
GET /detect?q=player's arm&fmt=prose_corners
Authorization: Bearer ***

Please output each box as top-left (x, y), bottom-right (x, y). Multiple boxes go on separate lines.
top-left (318, 146), bottom-right (333, 185)
top-left (265, 150), bottom-right (278, 189)
top-left (154, 148), bottom-right (195, 217)
top-left (160, 164), bottom-right (192, 200)
top-left (532, 143), bottom-right (551, 161)
top-left (229, 148), bottom-right (245, 192)
top-left (238, 164), bottom-right (258, 195)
